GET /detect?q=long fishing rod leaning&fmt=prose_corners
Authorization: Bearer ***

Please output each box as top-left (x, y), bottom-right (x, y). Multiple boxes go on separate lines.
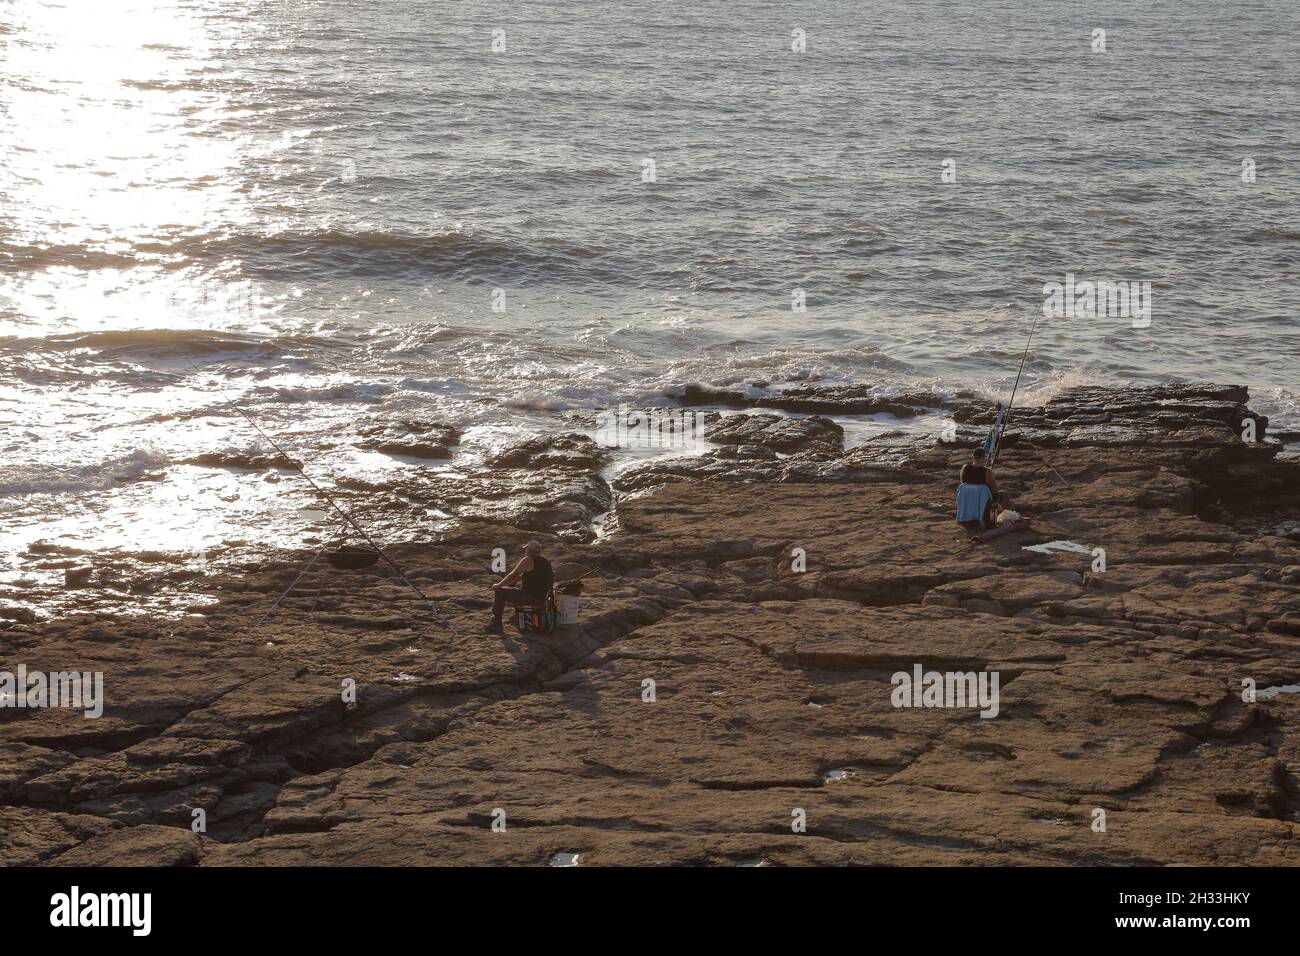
top-left (180, 357), bottom-right (460, 638)
top-left (992, 312), bottom-right (1041, 466)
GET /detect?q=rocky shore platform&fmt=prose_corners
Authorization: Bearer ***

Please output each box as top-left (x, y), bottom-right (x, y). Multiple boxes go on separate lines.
top-left (3, 383), bottom-right (1299, 866)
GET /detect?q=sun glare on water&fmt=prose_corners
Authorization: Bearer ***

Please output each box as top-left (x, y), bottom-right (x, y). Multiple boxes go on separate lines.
top-left (0, 0), bottom-right (251, 336)
top-left (0, 2), bottom-right (303, 586)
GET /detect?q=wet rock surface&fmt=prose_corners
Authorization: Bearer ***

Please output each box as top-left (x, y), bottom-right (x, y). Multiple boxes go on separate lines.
top-left (705, 412), bottom-right (843, 454)
top-left (676, 382), bottom-right (954, 418)
top-left (3, 384), bottom-right (1298, 865)
top-left (355, 420), bottom-right (461, 461)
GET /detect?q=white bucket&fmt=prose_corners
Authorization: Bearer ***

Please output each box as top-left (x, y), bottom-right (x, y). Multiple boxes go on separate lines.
top-left (557, 593), bottom-right (580, 625)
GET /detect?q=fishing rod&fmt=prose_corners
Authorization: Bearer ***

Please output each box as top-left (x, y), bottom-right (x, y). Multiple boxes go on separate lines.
top-left (984, 315), bottom-right (1072, 486)
top-left (554, 566), bottom-right (602, 592)
top-left (182, 359), bottom-right (461, 638)
top-left (991, 312), bottom-right (1041, 466)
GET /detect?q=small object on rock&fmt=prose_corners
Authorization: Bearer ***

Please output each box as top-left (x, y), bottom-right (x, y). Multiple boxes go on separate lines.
top-left (556, 592), bottom-right (580, 625)
top-left (1022, 540), bottom-right (1091, 555)
top-left (328, 546), bottom-right (380, 570)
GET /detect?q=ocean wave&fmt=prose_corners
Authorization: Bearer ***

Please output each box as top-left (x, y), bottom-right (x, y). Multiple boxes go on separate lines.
top-left (733, 347), bottom-right (914, 375)
top-left (655, 362), bottom-right (1108, 415)
top-left (659, 347), bottom-right (915, 395)
top-left (2, 228), bottom-right (619, 282)
top-left (0, 328), bottom-right (332, 360)
top-left (0, 448), bottom-right (169, 497)
top-left (120, 77), bottom-right (218, 93)
top-left (989, 368), bottom-right (1101, 407)
top-left (245, 381), bottom-right (394, 404)
top-left (0, 242), bottom-right (147, 271)
top-left (1250, 386), bottom-right (1300, 436)
top-left (1242, 228), bottom-right (1300, 243)
top-left (216, 228), bottom-right (619, 282)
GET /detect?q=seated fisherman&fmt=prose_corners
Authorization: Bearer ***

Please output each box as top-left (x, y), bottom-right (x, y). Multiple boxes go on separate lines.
top-left (959, 447), bottom-right (999, 499)
top-left (956, 448), bottom-right (1027, 541)
top-left (961, 447), bottom-right (998, 515)
top-left (486, 540), bottom-right (554, 633)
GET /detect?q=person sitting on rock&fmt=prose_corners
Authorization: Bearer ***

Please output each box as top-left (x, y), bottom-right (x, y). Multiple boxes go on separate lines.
top-left (487, 540), bottom-right (554, 633)
top-left (957, 448), bottom-right (999, 524)
top-left (961, 448), bottom-right (1000, 499)
top-left (956, 448), bottom-right (1028, 541)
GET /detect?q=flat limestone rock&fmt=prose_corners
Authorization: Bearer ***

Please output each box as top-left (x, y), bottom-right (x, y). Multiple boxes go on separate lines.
top-left (51, 824), bottom-right (201, 867)
top-left (4, 384), bottom-right (1299, 866)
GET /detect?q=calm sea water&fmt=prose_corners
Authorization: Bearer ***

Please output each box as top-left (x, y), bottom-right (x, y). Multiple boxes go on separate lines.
top-left (1, 0), bottom-right (1297, 577)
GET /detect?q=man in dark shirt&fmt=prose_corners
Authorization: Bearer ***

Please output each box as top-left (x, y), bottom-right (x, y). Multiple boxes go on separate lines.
top-left (487, 540), bottom-right (554, 633)
top-left (957, 447), bottom-right (1032, 541)
top-left (958, 448), bottom-right (1001, 531)
top-left (959, 448), bottom-right (1000, 497)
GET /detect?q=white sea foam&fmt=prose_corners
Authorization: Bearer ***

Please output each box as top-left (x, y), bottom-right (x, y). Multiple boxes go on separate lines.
top-left (0, 448), bottom-right (170, 497)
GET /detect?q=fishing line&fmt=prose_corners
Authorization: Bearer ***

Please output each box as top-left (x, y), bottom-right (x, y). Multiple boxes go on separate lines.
top-left (1012, 435), bottom-right (1072, 487)
top-left (252, 544), bottom-right (327, 631)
